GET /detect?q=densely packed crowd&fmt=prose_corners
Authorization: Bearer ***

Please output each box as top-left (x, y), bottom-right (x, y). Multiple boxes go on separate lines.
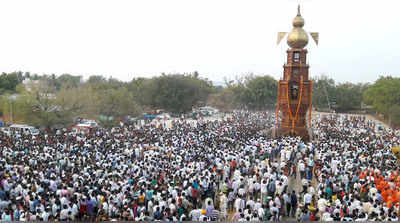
top-left (307, 115), bottom-right (400, 221)
top-left (0, 111), bottom-right (399, 221)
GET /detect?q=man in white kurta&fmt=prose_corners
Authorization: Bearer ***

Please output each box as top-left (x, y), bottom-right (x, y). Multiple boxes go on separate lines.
top-left (219, 193), bottom-right (228, 220)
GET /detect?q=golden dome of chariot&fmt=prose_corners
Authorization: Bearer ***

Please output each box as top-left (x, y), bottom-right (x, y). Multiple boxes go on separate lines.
top-left (287, 5), bottom-right (309, 49)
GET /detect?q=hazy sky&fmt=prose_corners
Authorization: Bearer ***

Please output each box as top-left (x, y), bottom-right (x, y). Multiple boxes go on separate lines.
top-left (0, 0), bottom-right (398, 84)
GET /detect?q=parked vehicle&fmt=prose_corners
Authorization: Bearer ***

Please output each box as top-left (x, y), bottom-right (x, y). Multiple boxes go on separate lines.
top-left (156, 113), bottom-right (171, 120)
top-left (79, 119), bottom-right (99, 128)
top-left (0, 127), bottom-right (11, 136)
top-left (193, 106), bottom-right (219, 117)
top-left (9, 124), bottom-right (40, 135)
top-left (71, 125), bottom-right (90, 135)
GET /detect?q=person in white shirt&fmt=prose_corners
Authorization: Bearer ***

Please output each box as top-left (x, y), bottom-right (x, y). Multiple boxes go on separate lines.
top-left (321, 212), bottom-right (333, 221)
top-left (303, 192), bottom-right (312, 206)
top-left (238, 186), bottom-right (246, 197)
top-left (235, 197), bottom-right (245, 212)
top-left (260, 180), bottom-right (268, 204)
top-left (59, 205), bottom-right (69, 221)
top-left (254, 199), bottom-right (262, 211)
top-left (41, 209), bottom-right (51, 221)
top-left (189, 209), bottom-right (202, 221)
top-left (308, 185), bottom-right (315, 195)
top-left (258, 206), bottom-right (265, 219)
top-left (299, 161), bottom-right (306, 179)
top-left (301, 178), bottom-right (309, 192)
top-left (282, 193), bottom-right (291, 216)
top-left (219, 193), bottom-right (228, 220)
top-left (52, 202), bottom-right (59, 217)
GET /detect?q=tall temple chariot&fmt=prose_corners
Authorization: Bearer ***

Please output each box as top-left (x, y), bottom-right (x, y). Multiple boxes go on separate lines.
top-left (275, 5), bottom-right (319, 141)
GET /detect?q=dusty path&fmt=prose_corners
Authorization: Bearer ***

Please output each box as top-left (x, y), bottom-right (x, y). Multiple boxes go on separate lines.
top-left (313, 111), bottom-right (390, 128)
top-left (365, 114), bottom-right (390, 128)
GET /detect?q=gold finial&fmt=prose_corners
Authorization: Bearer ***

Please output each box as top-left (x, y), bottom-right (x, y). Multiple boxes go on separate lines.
top-left (297, 4), bottom-right (301, 16)
top-left (277, 5), bottom-right (319, 48)
top-left (287, 5), bottom-right (308, 49)
top-left (293, 6), bottom-right (305, 28)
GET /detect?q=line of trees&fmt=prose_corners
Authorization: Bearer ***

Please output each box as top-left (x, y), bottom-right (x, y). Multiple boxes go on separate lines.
top-left (363, 76), bottom-right (400, 127)
top-left (311, 75), bottom-right (369, 112)
top-left (207, 74), bottom-right (277, 111)
top-left (0, 71), bottom-right (398, 128)
top-left (312, 75), bottom-right (400, 127)
top-left (208, 74), bottom-right (370, 113)
top-left (0, 72), bottom-right (215, 128)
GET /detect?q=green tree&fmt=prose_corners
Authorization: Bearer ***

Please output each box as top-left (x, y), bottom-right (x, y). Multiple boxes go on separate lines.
top-left (220, 74), bottom-right (277, 110)
top-left (311, 75), bottom-right (336, 110)
top-left (389, 105), bottom-right (400, 127)
top-left (14, 80), bottom-right (59, 127)
top-left (148, 73), bottom-right (213, 114)
top-left (241, 74), bottom-right (277, 110)
top-left (56, 74), bottom-right (82, 89)
top-left (89, 86), bottom-right (141, 127)
top-left (335, 82), bottom-right (366, 112)
top-left (364, 76), bottom-right (400, 125)
top-left (128, 77), bottom-right (155, 106)
top-left (87, 75), bottom-right (107, 85)
top-left (53, 85), bottom-right (96, 125)
top-left (0, 72), bottom-right (24, 94)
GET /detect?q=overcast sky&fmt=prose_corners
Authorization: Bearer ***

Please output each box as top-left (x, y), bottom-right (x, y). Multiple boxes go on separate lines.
top-left (0, 0), bottom-right (398, 84)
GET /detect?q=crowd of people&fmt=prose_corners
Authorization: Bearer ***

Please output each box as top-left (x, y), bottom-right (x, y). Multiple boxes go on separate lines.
top-left (0, 110), bottom-right (399, 221)
top-left (304, 115), bottom-right (400, 221)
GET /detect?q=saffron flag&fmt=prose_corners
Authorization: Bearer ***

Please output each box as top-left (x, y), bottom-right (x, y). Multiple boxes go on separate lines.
top-left (277, 32), bottom-right (287, 45)
top-left (310, 32), bottom-right (319, 45)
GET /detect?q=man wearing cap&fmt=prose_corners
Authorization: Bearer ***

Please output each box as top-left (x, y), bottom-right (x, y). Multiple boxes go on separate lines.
top-left (198, 209), bottom-right (208, 221)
